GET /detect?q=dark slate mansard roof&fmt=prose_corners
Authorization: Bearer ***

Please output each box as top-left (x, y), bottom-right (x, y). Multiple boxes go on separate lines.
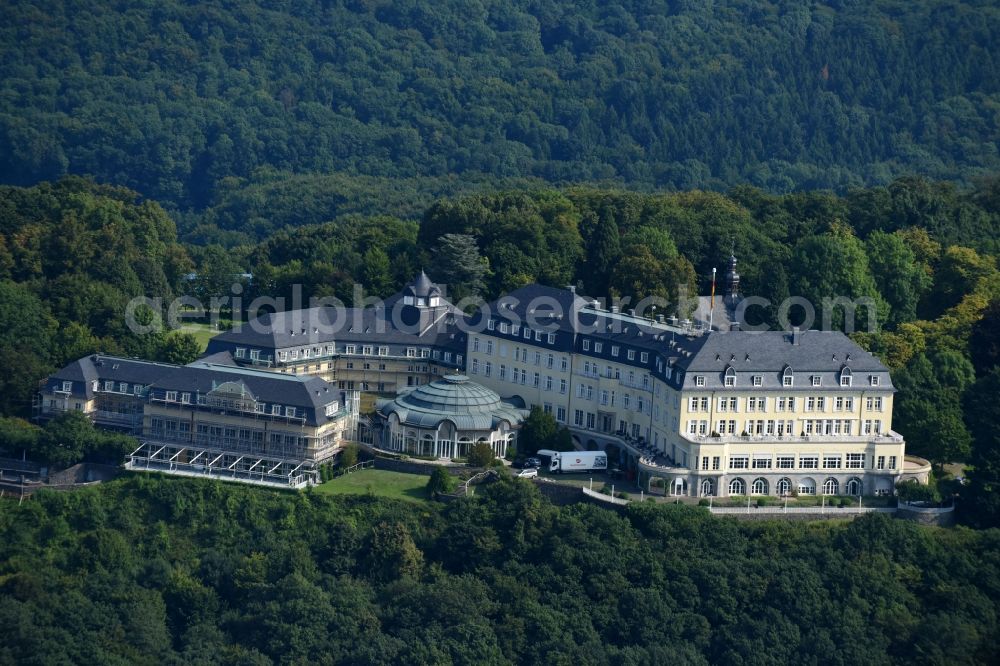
top-left (45, 354), bottom-right (346, 427)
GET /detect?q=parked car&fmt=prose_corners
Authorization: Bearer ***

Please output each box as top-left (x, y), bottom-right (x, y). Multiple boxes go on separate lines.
top-left (517, 467), bottom-right (538, 479)
top-left (524, 457), bottom-right (542, 469)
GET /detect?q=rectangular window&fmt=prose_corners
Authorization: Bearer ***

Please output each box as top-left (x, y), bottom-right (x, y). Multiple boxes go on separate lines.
top-left (487, 319), bottom-right (495, 331)
top-left (783, 375), bottom-right (793, 387)
top-left (877, 455), bottom-right (886, 470)
top-left (695, 376), bottom-right (705, 387)
top-left (627, 350), bottom-right (635, 361)
top-left (800, 455), bottom-right (819, 469)
top-left (730, 455), bottom-right (749, 470)
top-left (559, 379), bottom-right (567, 394)
top-left (586, 412), bottom-right (596, 429)
top-left (611, 346), bottom-right (619, 357)
top-left (870, 375), bottom-right (880, 386)
top-left (812, 376), bottom-right (821, 386)
top-left (547, 333), bottom-right (555, 344)
top-left (165, 390), bottom-right (177, 401)
top-left (119, 382), bottom-right (128, 393)
top-left (777, 455), bottom-right (795, 469)
top-left (543, 402), bottom-right (552, 414)
top-left (752, 456), bottom-right (771, 469)
top-left (499, 322), bottom-right (508, 334)
top-left (512, 325), bottom-right (520, 336)
top-left (701, 397), bottom-right (710, 411)
top-left (841, 375), bottom-right (852, 386)
top-left (640, 352), bottom-right (648, 363)
top-left (712, 456), bottom-right (721, 470)
top-left (846, 453), bottom-right (865, 469)
top-left (486, 340), bottom-right (494, 355)
top-left (574, 409), bottom-right (584, 426)
top-left (181, 392), bottom-right (190, 404)
top-left (752, 375), bottom-right (762, 387)
top-left (485, 362), bottom-right (492, 377)
top-left (472, 359), bottom-right (479, 374)
top-left (702, 456), bottom-right (710, 470)
top-left (556, 406), bottom-right (566, 422)
top-left (724, 375), bottom-right (735, 387)
top-left (889, 455), bottom-right (897, 470)
top-left (595, 342), bottom-right (603, 353)
top-left (533, 373), bottom-right (540, 387)
top-left (545, 376), bottom-right (553, 391)
top-left (823, 455), bottom-right (841, 469)
top-left (582, 339), bottom-right (590, 351)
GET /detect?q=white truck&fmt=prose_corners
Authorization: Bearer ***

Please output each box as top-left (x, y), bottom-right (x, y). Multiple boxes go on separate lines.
top-left (536, 449), bottom-right (608, 474)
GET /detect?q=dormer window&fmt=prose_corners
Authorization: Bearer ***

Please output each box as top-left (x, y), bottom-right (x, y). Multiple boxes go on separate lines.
top-left (870, 375), bottom-right (880, 387)
top-left (582, 339), bottom-right (590, 351)
top-left (724, 367), bottom-right (736, 387)
top-left (782, 367), bottom-right (794, 387)
top-left (811, 376), bottom-right (821, 387)
top-left (695, 375), bottom-right (706, 387)
top-left (752, 375), bottom-right (762, 387)
top-left (499, 322), bottom-right (508, 334)
top-left (487, 319), bottom-right (495, 331)
top-left (840, 368), bottom-right (852, 387)
top-left (61, 381), bottom-right (72, 392)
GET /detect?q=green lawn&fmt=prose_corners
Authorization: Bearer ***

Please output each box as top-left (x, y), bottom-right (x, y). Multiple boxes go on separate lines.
top-left (313, 468), bottom-right (430, 502)
top-left (174, 322), bottom-right (219, 352)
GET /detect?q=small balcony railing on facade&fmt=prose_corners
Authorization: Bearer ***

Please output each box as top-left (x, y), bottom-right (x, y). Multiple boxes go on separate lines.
top-left (684, 430), bottom-right (904, 446)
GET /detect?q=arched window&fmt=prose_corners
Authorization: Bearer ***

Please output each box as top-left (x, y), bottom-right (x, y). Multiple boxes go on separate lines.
top-left (840, 366), bottom-right (853, 387)
top-left (724, 366), bottom-right (737, 387)
top-left (751, 478), bottom-right (768, 495)
top-left (782, 365), bottom-right (794, 387)
top-left (846, 477), bottom-right (862, 496)
top-left (776, 478), bottom-right (792, 496)
top-left (700, 479), bottom-right (714, 497)
top-left (823, 477), bottom-right (840, 495)
top-left (798, 477), bottom-right (816, 495)
top-left (729, 477), bottom-right (746, 495)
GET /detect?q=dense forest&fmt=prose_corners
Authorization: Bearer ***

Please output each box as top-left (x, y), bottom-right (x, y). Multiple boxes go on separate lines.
top-left (0, 476), bottom-right (997, 664)
top-left (2, 0), bottom-right (1000, 233)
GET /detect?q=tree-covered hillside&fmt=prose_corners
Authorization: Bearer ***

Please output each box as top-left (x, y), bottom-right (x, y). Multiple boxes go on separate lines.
top-left (2, 0), bottom-right (999, 213)
top-left (1, 475), bottom-right (998, 664)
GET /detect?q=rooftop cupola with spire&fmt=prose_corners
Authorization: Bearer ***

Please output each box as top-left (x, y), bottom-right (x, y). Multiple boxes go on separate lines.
top-left (402, 270), bottom-right (443, 308)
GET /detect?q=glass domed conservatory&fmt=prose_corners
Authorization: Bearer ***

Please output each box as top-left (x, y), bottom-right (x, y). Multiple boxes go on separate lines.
top-left (374, 375), bottom-right (528, 460)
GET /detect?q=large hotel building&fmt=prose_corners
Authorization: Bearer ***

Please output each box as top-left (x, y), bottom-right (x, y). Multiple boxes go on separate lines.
top-left (42, 263), bottom-right (910, 496)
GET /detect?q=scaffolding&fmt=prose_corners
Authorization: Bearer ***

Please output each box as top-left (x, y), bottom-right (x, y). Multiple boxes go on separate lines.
top-left (126, 440), bottom-right (318, 488)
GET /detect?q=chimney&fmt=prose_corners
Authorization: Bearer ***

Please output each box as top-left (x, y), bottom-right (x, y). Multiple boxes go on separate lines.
top-left (792, 326), bottom-right (800, 345)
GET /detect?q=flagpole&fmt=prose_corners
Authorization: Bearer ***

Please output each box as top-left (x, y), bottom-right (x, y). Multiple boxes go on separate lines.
top-left (709, 267), bottom-right (716, 331)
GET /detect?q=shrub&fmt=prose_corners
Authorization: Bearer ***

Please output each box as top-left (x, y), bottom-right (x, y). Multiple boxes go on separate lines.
top-left (698, 498), bottom-right (711, 507)
top-left (425, 467), bottom-right (457, 497)
top-left (467, 442), bottom-right (495, 467)
top-left (339, 444), bottom-right (359, 469)
top-left (896, 479), bottom-right (940, 504)
top-left (756, 496), bottom-right (769, 507)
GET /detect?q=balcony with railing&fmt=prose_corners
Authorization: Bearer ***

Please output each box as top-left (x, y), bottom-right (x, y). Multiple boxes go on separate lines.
top-left (682, 429), bottom-right (904, 447)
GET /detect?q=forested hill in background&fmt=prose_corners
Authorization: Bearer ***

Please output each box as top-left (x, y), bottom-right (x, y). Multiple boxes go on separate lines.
top-left (3, 0), bottom-right (1000, 223)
